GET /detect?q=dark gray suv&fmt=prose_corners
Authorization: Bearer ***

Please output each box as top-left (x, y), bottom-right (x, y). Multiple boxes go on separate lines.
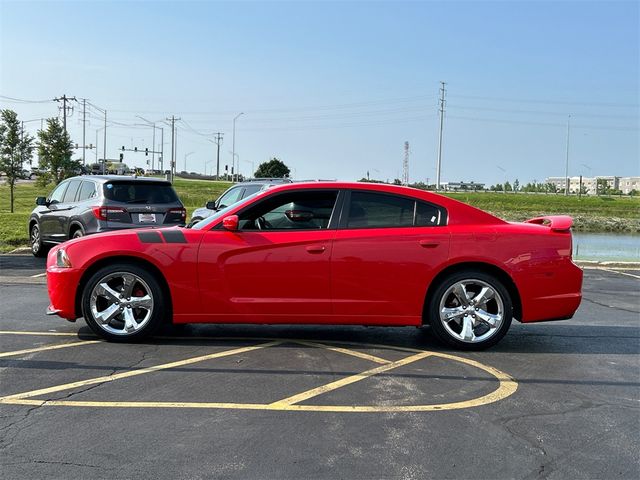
top-left (29, 176), bottom-right (186, 257)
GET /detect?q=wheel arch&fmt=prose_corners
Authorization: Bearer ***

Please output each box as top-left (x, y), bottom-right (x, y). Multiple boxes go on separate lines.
top-left (423, 261), bottom-right (522, 324)
top-left (68, 221), bottom-right (85, 237)
top-left (74, 255), bottom-right (173, 322)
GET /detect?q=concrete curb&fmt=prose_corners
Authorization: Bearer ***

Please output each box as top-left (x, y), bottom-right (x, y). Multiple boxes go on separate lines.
top-left (6, 247), bottom-right (32, 255)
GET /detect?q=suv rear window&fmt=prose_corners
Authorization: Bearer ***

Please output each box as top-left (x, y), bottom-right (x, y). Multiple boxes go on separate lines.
top-left (103, 182), bottom-right (179, 204)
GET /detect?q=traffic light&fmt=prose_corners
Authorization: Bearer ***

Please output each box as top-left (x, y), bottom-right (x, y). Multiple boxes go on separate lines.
top-left (145, 148), bottom-right (148, 156)
top-left (134, 147), bottom-right (138, 152)
top-left (121, 146), bottom-right (125, 151)
top-left (119, 153), bottom-right (123, 161)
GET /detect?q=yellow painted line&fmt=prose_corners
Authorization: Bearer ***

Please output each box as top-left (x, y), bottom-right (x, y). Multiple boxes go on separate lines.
top-left (269, 350), bottom-right (433, 408)
top-left (0, 341), bottom-right (281, 402)
top-left (0, 339), bottom-right (519, 413)
top-left (0, 331), bottom-right (81, 337)
top-left (291, 340), bottom-right (391, 365)
top-left (0, 340), bottom-right (101, 358)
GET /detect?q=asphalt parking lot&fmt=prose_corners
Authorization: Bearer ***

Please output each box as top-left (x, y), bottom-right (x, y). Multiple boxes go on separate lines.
top-left (0, 256), bottom-right (638, 480)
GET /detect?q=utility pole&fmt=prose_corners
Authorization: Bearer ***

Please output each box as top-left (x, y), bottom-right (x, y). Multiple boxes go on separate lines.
top-left (564, 114), bottom-right (571, 196)
top-left (436, 81), bottom-right (446, 190)
top-left (166, 116), bottom-right (181, 181)
top-left (81, 99), bottom-right (87, 164)
top-left (103, 110), bottom-right (107, 174)
top-left (213, 132), bottom-right (223, 178)
top-left (232, 112), bottom-right (244, 182)
top-left (53, 95), bottom-right (77, 132)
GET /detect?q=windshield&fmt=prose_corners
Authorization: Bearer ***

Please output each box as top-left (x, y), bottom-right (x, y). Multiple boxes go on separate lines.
top-left (190, 191), bottom-right (263, 230)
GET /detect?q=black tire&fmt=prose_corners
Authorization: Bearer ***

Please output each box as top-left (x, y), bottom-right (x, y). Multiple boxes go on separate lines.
top-left (427, 270), bottom-right (513, 350)
top-left (30, 223), bottom-right (49, 258)
top-left (71, 227), bottom-right (84, 239)
top-left (81, 263), bottom-right (166, 342)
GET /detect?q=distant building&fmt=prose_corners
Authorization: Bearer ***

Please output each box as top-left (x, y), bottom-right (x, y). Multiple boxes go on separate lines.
top-left (440, 181), bottom-right (485, 191)
top-left (544, 176), bottom-right (636, 194)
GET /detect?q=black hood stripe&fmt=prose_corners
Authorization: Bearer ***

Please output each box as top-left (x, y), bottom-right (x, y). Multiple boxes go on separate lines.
top-left (162, 230), bottom-right (187, 243)
top-left (138, 231), bottom-right (163, 243)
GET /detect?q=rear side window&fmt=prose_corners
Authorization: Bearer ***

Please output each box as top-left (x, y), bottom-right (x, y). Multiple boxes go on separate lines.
top-left (242, 184), bottom-right (263, 198)
top-left (77, 181), bottom-right (97, 201)
top-left (348, 191), bottom-right (414, 228)
top-left (104, 182), bottom-right (179, 204)
top-left (49, 182), bottom-right (68, 204)
top-left (62, 180), bottom-right (82, 203)
top-left (346, 191), bottom-right (446, 228)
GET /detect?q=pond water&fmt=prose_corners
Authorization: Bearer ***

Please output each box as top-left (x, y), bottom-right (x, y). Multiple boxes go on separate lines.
top-left (573, 232), bottom-right (640, 262)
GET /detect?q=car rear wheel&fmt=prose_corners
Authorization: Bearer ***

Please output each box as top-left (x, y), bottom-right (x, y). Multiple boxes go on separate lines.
top-left (71, 228), bottom-right (84, 239)
top-left (427, 270), bottom-right (512, 350)
top-left (30, 223), bottom-right (49, 257)
top-left (81, 263), bottom-right (165, 342)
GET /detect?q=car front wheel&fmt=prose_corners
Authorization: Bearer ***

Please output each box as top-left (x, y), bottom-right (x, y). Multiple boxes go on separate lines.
top-left (427, 270), bottom-right (513, 350)
top-left (81, 263), bottom-right (165, 342)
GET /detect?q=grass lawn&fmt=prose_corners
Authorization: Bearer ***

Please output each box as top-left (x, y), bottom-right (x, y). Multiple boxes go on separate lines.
top-left (0, 178), bottom-right (637, 252)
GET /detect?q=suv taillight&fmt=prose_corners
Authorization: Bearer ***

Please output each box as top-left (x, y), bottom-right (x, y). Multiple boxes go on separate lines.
top-left (92, 206), bottom-right (127, 221)
top-left (168, 207), bottom-right (186, 220)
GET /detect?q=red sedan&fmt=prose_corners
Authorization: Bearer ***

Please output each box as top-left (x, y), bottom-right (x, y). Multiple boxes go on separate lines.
top-left (46, 182), bottom-right (582, 349)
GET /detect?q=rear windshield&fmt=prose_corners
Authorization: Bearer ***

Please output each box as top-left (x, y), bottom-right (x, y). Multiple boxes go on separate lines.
top-left (103, 181), bottom-right (179, 204)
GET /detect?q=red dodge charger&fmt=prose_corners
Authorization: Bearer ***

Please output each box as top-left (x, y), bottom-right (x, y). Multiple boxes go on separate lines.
top-left (46, 182), bottom-right (583, 349)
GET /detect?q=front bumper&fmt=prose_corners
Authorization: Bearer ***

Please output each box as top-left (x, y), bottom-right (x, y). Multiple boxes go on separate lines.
top-left (46, 266), bottom-right (84, 320)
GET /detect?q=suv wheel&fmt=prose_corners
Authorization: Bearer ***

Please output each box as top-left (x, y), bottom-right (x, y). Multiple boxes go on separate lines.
top-left (30, 223), bottom-right (49, 258)
top-left (72, 228), bottom-right (84, 239)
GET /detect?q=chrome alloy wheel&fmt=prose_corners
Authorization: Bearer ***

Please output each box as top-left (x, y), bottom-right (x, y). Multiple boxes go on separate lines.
top-left (89, 272), bottom-right (154, 336)
top-left (438, 279), bottom-right (504, 344)
top-left (31, 226), bottom-right (41, 254)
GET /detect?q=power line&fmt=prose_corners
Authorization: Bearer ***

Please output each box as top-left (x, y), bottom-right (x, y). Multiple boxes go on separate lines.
top-left (53, 95), bottom-right (77, 132)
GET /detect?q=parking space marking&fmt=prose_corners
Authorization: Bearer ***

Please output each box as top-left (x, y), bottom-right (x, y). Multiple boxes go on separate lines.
top-left (0, 330), bottom-right (80, 337)
top-left (292, 340), bottom-right (391, 364)
top-left (0, 341), bottom-right (281, 403)
top-left (0, 339), bottom-right (518, 413)
top-left (29, 273), bottom-right (46, 278)
top-left (0, 340), bottom-right (100, 358)
top-left (270, 350), bottom-right (433, 408)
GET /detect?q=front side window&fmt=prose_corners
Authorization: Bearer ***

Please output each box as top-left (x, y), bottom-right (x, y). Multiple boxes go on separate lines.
top-left (216, 187), bottom-right (244, 210)
top-left (239, 190), bottom-right (338, 231)
top-left (346, 191), bottom-right (446, 228)
top-left (49, 182), bottom-right (68, 204)
top-left (62, 180), bottom-right (82, 203)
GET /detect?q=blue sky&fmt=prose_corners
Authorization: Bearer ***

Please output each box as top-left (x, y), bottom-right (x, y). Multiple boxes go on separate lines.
top-left (1, 0), bottom-right (638, 184)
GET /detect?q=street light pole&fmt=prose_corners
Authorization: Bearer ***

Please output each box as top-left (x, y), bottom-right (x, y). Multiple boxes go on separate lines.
top-left (232, 112), bottom-right (244, 182)
top-left (184, 151), bottom-right (194, 172)
top-left (564, 114), bottom-right (571, 196)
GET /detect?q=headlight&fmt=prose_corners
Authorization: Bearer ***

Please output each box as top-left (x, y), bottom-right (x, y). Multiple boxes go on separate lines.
top-left (56, 248), bottom-right (72, 268)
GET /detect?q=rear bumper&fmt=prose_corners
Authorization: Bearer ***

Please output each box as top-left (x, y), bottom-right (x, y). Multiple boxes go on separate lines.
top-left (46, 266), bottom-right (83, 320)
top-left (518, 261), bottom-right (584, 323)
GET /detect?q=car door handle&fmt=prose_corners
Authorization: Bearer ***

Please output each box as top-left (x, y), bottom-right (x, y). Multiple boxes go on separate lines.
top-left (419, 240), bottom-right (440, 248)
top-left (306, 245), bottom-right (326, 254)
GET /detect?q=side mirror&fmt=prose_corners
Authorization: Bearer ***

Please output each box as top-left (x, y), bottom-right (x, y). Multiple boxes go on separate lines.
top-left (222, 215), bottom-right (239, 231)
top-left (205, 201), bottom-right (217, 210)
top-left (35, 196), bottom-right (47, 206)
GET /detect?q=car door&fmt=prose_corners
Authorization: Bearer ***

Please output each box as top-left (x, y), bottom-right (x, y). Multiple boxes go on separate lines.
top-left (331, 190), bottom-right (451, 325)
top-left (54, 179), bottom-right (83, 240)
top-left (39, 181), bottom-right (69, 242)
top-left (197, 189), bottom-right (340, 321)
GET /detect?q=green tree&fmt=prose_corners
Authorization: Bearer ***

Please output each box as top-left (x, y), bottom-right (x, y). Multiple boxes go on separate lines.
top-left (37, 118), bottom-right (78, 184)
top-left (504, 181), bottom-right (513, 192)
top-left (513, 178), bottom-right (520, 193)
top-left (0, 109), bottom-right (34, 212)
top-left (254, 157), bottom-right (291, 178)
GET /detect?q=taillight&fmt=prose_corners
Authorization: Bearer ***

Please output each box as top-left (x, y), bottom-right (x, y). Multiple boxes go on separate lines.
top-left (92, 206), bottom-right (127, 221)
top-left (168, 207), bottom-right (186, 220)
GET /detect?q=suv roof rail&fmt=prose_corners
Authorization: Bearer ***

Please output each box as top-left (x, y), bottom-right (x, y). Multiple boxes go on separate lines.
top-left (241, 177), bottom-right (293, 183)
